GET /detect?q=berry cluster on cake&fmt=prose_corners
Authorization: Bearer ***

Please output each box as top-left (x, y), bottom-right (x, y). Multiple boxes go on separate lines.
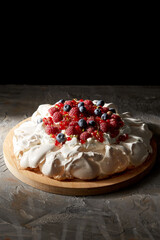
top-left (43, 99), bottom-right (127, 145)
top-left (13, 99), bottom-right (152, 180)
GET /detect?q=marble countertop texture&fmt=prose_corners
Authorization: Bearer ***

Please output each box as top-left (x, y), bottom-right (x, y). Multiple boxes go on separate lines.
top-left (0, 85), bottom-right (160, 240)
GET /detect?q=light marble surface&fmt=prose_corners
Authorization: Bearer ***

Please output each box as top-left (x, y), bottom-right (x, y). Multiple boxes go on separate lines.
top-left (0, 85), bottom-right (160, 240)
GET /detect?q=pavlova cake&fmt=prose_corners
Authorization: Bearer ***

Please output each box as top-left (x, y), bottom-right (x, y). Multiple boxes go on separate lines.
top-left (13, 99), bottom-right (152, 180)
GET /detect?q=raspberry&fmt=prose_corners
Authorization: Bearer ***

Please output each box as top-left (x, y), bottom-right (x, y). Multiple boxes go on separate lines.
top-left (74, 125), bottom-right (82, 135)
top-left (118, 120), bottom-right (124, 128)
top-left (69, 121), bottom-right (78, 126)
top-left (117, 133), bottom-right (128, 143)
top-left (52, 112), bottom-right (63, 123)
top-left (109, 119), bottom-right (119, 130)
top-left (84, 100), bottom-right (93, 106)
top-left (65, 126), bottom-right (76, 136)
top-left (110, 129), bottom-right (119, 138)
top-left (48, 107), bottom-right (59, 116)
top-left (102, 107), bottom-right (109, 113)
top-left (45, 125), bottom-right (59, 135)
top-left (111, 114), bottom-right (121, 121)
top-left (98, 132), bottom-right (104, 142)
top-left (99, 122), bottom-right (109, 133)
top-left (95, 116), bottom-right (101, 123)
top-left (80, 131), bottom-right (91, 141)
top-left (86, 116), bottom-right (95, 124)
top-left (87, 126), bottom-right (95, 134)
top-left (85, 105), bottom-right (94, 115)
top-left (69, 107), bottom-right (79, 117)
top-left (71, 99), bottom-right (77, 106)
top-left (64, 100), bottom-right (75, 107)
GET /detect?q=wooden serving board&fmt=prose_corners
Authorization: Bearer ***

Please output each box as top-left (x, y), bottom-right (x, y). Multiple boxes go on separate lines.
top-left (3, 118), bottom-right (157, 196)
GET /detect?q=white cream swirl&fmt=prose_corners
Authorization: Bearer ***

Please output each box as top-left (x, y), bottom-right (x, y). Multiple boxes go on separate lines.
top-left (13, 103), bottom-right (152, 180)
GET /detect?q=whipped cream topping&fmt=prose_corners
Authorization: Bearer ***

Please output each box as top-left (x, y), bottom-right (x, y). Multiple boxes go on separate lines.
top-left (13, 103), bottom-right (152, 180)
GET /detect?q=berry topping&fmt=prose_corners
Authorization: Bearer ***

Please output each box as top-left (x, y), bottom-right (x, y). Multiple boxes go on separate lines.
top-left (80, 131), bottom-right (91, 142)
top-left (86, 116), bottom-right (95, 124)
top-left (69, 120), bottom-right (78, 126)
top-left (43, 99), bottom-right (128, 147)
top-left (37, 118), bottom-right (43, 124)
top-left (97, 100), bottom-right (104, 106)
top-left (99, 122), bottom-right (109, 133)
top-left (48, 107), bottom-right (59, 116)
top-left (79, 106), bottom-right (86, 113)
top-left (110, 129), bottom-right (119, 138)
top-left (58, 99), bottom-right (65, 103)
top-left (59, 120), bottom-right (69, 130)
top-left (87, 126), bottom-right (95, 134)
top-left (107, 111), bottom-right (113, 116)
top-left (45, 125), bottom-right (59, 135)
top-left (101, 113), bottom-right (108, 120)
top-left (117, 134), bottom-right (129, 143)
top-left (56, 133), bottom-right (66, 143)
top-left (109, 119), bottom-right (119, 130)
top-left (85, 105), bottom-right (94, 115)
top-left (83, 100), bottom-right (93, 106)
top-left (118, 120), bottom-right (124, 128)
top-left (93, 130), bottom-right (104, 142)
top-left (43, 117), bottom-right (53, 125)
top-left (65, 126), bottom-right (77, 136)
top-left (88, 120), bottom-right (96, 127)
top-left (111, 114), bottom-right (121, 120)
top-left (78, 119), bottom-right (87, 128)
top-left (54, 102), bottom-right (64, 110)
top-left (109, 108), bottom-right (116, 113)
top-left (102, 107), bottom-right (109, 113)
top-left (63, 104), bottom-right (71, 112)
top-left (64, 100), bottom-right (75, 107)
top-left (52, 112), bottom-right (63, 123)
top-left (74, 125), bottom-right (82, 135)
top-left (69, 107), bottom-right (79, 117)
top-left (94, 108), bottom-right (102, 116)
top-left (78, 102), bottom-right (84, 108)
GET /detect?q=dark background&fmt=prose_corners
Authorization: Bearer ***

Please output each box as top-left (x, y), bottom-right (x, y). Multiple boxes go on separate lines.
top-left (1, 3), bottom-right (159, 86)
top-left (2, 60), bottom-right (158, 86)
top-left (1, 21), bottom-right (158, 86)
top-left (2, 48), bottom-right (158, 85)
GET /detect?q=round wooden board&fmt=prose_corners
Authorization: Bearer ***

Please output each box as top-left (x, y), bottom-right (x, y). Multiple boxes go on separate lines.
top-left (3, 118), bottom-right (157, 196)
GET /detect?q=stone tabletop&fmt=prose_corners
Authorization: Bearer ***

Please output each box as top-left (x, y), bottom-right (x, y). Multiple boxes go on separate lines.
top-left (0, 85), bottom-right (160, 240)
